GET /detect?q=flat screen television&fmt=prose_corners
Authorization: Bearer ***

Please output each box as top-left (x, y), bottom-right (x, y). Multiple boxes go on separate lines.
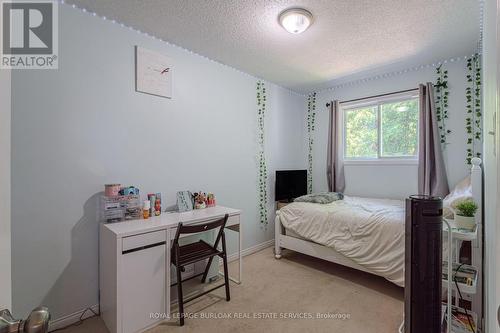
top-left (275, 170), bottom-right (307, 202)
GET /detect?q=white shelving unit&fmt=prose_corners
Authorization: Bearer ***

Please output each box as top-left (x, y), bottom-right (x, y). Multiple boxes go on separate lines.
top-left (443, 220), bottom-right (478, 241)
top-left (442, 221), bottom-right (479, 333)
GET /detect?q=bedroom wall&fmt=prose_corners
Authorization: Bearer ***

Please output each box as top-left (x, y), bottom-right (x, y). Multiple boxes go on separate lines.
top-left (0, 69), bottom-right (12, 310)
top-left (312, 59), bottom-right (473, 199)
top-left (11, 5), bottom-right (306, 319)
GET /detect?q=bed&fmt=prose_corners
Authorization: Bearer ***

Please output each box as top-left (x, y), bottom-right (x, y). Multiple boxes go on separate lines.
top-left (274, 158), bottom-right (483, 291)
top-left (276, 196), bottom-right (406, 286)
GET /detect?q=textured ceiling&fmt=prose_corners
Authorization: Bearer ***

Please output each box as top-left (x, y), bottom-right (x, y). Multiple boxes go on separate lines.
top-left (66, 0), bottom-right (480, 93)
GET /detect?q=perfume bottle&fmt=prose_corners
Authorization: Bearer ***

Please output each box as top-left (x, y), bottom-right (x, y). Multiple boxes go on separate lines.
top-left (143, 200), bottom-right (150, 219)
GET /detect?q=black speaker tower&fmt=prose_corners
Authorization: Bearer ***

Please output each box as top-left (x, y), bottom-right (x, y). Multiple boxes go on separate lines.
top-left (404, 195), bottom-right (443, 333)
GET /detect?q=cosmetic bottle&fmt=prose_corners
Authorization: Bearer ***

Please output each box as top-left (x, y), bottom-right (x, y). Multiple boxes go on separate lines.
top-left (143, 200), bottom-right (150, 219)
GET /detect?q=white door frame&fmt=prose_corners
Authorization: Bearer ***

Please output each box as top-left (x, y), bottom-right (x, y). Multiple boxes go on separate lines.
top-left (483, 0), bottom-right (500, 331)
top-left (0, 69), bottom-right (12, 310)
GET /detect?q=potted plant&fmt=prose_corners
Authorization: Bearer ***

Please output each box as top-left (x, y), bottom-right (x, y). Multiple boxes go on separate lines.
top-left (454, 199), bottom-right (478, 230)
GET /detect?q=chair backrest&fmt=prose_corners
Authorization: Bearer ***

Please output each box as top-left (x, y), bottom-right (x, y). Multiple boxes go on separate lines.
top-left (173, 214), bottom-right (229, 247)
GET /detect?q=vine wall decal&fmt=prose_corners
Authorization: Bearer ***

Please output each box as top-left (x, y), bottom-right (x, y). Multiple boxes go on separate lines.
top-left (306, 92), bottom-right (317, 194)
top-left (256, 80), bottom-right (268, 225)
top-left (465, 54), bottom-right (482, 164)
top-left (435, 65), bottom-right (451, 145)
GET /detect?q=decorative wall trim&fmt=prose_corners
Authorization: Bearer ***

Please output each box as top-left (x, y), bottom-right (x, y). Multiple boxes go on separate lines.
top-left (466, 53), bottom-right (482, 164)
top-left (316, 55), bottom-right (475, 93)
top-left (478, 0), bottom-right (485, 53)
top-left (306, 92), bottom-right (317, 193)
top-left (257, 80), bottom-right (268, 225)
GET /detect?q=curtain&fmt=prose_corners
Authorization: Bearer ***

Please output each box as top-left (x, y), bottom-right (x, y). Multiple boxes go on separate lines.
top-left (418, 83), bottom-right (450, 197)
top-left (327, 100), bottom-right (345, 192)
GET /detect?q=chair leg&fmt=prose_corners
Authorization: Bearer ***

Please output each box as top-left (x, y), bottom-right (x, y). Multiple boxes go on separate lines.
top-left (222, 254), bottom-right (230, 301)
top-left (174, 244), bottom-right (185, 327)
top-left (176, 265), bottom-right (184, 326)
top-left (201, 256), bottom-right (214, 283)
top-left (221, 232), bottom-right (230, 301)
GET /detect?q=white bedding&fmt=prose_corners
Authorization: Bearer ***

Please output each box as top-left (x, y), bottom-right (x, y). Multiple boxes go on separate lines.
top-left (279, 196), bottom-right (405, 287)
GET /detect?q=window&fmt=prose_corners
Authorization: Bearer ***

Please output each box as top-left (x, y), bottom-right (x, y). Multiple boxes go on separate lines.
top-left (343, 93), bottom-right (419, 161)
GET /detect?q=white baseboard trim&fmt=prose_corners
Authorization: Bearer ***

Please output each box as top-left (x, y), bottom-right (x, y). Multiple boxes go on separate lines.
top-left (227, 238), bottom-right (274, 262)
top-left (49, 304), bottom-right (99, 332)
top-left (48, 239), bottom-right (274, 331)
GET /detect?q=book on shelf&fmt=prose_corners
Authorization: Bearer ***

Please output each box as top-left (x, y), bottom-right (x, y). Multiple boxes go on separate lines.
top-left (441, 304), bottom-right (477, 333)
top-left (442, 262), bottom-right (476, 286)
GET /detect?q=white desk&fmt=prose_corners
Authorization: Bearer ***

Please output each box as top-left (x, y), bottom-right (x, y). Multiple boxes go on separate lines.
top-left (100, 206), bottom-right (242, 333)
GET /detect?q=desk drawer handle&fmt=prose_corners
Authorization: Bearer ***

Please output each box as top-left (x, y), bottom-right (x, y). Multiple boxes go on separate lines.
top-left (122, 241), bottom-right (166, 255)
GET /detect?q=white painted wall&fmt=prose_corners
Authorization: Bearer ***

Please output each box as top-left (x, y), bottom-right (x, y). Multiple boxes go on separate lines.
top-left (312, 59), bottom-right (472, 199)
top-left (11, 5), bottom-right (306, 319)
top-left (0, 69), bottom-right (11, 310)
top-left (482, 0), bottom-right (500, 331)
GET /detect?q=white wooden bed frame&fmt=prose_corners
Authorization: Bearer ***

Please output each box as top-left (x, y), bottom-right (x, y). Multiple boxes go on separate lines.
top-left (274, 158), bottom-right (483, 321)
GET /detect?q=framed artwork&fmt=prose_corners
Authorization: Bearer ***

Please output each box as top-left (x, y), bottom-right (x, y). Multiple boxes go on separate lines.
top-left (135, 46), bottom-right (172, 98)
top-left (176, 191), bottom-right (194, 212)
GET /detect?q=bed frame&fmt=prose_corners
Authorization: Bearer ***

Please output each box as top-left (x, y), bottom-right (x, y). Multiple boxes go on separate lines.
top-left (274, 158), bottom-right (483, 321)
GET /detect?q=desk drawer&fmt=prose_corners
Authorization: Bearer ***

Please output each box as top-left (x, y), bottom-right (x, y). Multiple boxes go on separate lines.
top-left (227, 214), bottom-right (239, 226)
top-left (169, 214), bottom-right (239, 240)
top-left (122, 230), bottom-right (166, 253)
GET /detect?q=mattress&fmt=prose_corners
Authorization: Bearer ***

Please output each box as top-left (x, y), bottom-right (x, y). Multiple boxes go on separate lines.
top-left (279, 196), bottom-right (405, 287)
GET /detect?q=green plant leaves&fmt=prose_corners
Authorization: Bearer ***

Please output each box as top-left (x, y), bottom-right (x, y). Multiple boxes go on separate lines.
top-left (257, 80), bottom-right (268, 225)
top-left (307, 92), bottom-right (317, 194)
top-left (435, 65), bottom-right (451, 146)
top-left (465, 54), bottom-right (482, 165)
top-left (455, 199), bottom-right (478, 217)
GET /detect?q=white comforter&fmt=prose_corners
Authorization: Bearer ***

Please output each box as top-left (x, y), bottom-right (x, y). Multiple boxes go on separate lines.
top-left (279, 196), bottom-right (405, 287)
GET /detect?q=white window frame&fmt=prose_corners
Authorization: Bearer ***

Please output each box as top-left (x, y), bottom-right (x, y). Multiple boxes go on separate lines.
top-left (340, 90), bottom-right (420, 165)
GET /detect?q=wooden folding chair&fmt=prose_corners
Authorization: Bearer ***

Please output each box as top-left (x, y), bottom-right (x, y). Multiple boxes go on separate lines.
top-left (171, 214), bottom-right (230, 326)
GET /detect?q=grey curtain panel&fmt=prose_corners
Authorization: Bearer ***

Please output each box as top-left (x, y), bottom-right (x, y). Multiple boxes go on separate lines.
top-left (327, 100), bottom-right (345, 192)
top-left (418, 83), bottom-right (450, 198)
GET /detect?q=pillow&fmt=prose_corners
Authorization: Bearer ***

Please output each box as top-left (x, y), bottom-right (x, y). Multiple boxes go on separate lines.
top-left (294, 192), bottom-right (344, 204)
top-left (443, 176), bottom-right (473, 219)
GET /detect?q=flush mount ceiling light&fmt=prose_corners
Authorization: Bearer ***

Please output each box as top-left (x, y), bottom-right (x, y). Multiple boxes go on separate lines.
top-left (279, 8), bottom-right (313, 34)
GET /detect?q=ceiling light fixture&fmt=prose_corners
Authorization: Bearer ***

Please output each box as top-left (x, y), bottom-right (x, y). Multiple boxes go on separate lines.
top-left (279, 8), bottom-right (313, 34)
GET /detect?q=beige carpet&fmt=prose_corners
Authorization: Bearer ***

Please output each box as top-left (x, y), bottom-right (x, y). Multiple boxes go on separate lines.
top-left (57, 247), bottom-right (403, 333)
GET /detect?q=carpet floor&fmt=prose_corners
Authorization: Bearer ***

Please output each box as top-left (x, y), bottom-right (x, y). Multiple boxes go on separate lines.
top-left (57, 247), bottom-right (403, 333)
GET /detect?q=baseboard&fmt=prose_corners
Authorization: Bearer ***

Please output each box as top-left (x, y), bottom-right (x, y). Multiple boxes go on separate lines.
top-left (48, 304), bottom-right (99, 332)
top-left (227, 238), bottom-right (274, 262)
top-left (48, 240), bottom-right (273, 331)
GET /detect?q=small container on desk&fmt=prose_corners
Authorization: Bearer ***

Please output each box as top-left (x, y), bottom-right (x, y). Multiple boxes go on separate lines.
top-left (101, 195), bottom-right (142, 223)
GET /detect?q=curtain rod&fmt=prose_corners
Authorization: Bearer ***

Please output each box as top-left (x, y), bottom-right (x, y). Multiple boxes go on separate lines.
top-left (325, 88), bottom-right (419, 108)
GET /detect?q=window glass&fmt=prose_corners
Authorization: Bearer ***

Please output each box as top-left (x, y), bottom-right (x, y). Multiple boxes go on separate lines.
top-left (344, 106), bottom-right (378, 159)
top-left (343, 95), bottom-right (419, 160)
top-left (380, 99), bottom-right (419, 157)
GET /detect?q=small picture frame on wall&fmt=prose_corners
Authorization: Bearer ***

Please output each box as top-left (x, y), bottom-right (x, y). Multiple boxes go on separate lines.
top-left (135, 46), bottom-right (172, 98)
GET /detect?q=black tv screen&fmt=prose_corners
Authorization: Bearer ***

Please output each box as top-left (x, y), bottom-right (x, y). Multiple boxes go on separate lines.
top-left (275, 170), bottom-right (307, 202)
